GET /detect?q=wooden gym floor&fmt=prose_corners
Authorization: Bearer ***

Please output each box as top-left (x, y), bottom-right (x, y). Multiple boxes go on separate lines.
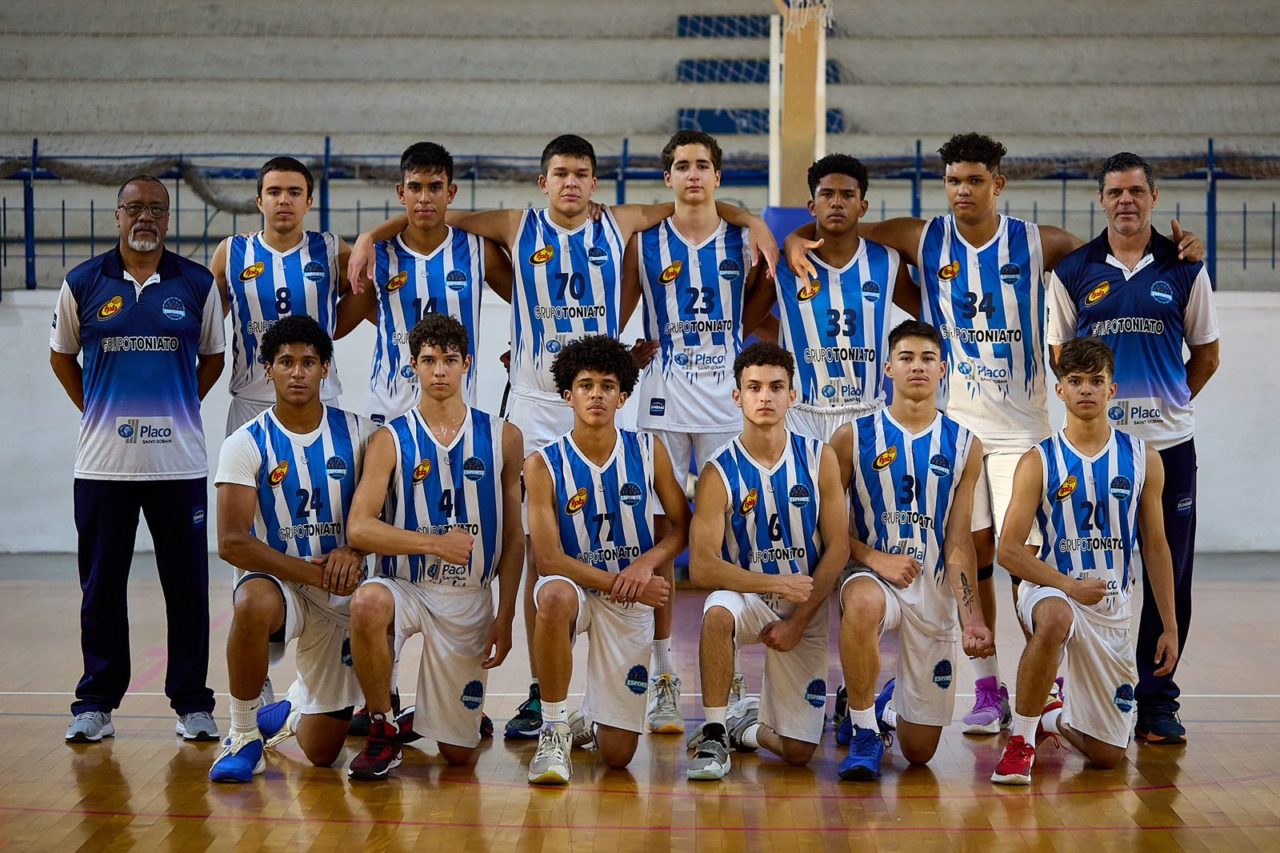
top-left (0, 553), bottom-right (1277, 851)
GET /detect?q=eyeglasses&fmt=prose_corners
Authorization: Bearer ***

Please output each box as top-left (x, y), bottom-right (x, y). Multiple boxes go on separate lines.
top-left (117, 203), bottom-right (170, 218)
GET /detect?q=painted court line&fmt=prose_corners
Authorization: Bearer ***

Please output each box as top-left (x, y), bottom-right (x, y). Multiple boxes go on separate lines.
top-left (4, 691), bottom-right (1279, 699)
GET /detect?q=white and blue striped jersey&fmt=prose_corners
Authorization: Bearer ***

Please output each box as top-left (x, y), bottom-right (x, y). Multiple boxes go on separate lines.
top-left (225, 231), bottom-right (342, 405)
top-left (378, 407), bottom-right (506, 589)
top-left (215, 405), bottom-right (377, 613)
top-left (635, 219), bottom-right (751, 431)
top-left (1034, 428), bottom-right (1146, 624)
top-left (510, 208), bottom-right (625, 403)
top-left (849, 409), bottom-right (974, 631)
top-left (918, 215), bottom-right (1050, 451)
top-left (710, 432), bottom-right (824, 614)
top-left (538, 429), bottom-right (658, 578)
top-left (369, 230), bottom-right (485, 421)
top-left (775, 239), bottom-right (900, 413)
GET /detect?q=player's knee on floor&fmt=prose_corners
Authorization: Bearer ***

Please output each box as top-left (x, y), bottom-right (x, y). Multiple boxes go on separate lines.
top-left (1031, 598), bottom-right (1074, 644)
top-left (350, 583), bottom-right (395, 629)
top-left (299, 708), bottom-right (354, 767)
top-left (778, 736), bottom-right (817, 767)
top-left (437, 741), bottom-right (478, 767)
top-left (1082, 738), bottom-right (1126, 770)
top-left (596, 725), bottom-right (639, 769)
top-left (897, 723), bottom-right (943, 766)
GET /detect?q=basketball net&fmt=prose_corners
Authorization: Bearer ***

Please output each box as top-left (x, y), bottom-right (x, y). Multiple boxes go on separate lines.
top-left (774, 0), bottom-right (833, 38)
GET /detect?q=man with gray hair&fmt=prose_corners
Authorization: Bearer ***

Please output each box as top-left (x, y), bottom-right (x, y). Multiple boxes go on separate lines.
top-left (50, 174), bottom-right (225, 744)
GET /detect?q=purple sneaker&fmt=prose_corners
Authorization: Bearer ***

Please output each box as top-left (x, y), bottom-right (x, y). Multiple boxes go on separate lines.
top-left (963, 676), bottom-right (1010, 735)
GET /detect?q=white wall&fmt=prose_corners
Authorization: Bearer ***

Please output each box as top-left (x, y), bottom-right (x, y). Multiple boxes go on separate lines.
top-left (0, 287), bottom-right (1273, 553)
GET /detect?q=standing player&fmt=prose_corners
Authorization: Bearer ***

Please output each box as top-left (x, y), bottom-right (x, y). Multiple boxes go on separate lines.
top-left (744, 154), bottom-right (919, 443)
top-left (686, 343), bottom-right (848, 781)
top-left (992, 337), bottom-right (1179, 785)
top-left (523, 336), bottom-right (691, 785)
top-left (343, 314), bottom-right (524, 780)
top-left (1047, 153), bottom-right (1219, 745)
top-left (783, 134), bottom-right (1201, 734)
top-left (211, 157), bottom-right (363, 434)
top-left (209, 316), bottom-right (376, 782)
top-left (829, 320), bottom-right (992, 781)
top-left (348, 134), bottom-right (776, 738)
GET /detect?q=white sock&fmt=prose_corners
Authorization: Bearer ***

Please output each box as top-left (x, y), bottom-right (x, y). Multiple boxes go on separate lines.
top-left (972, 653), bottom-right (1000, 682)
top-left (704, 706), bottom-right (728, 728)
top-left (1011, 711), bottom-right (1039, 743)
top-left (849, 705), bottom-right (877, 733)
top-left (542, 700), bottom-right (567, 725)
top-left (531, 677), bottom-right (540, 690)
top-left (1041, 707), bottom-right (1063, 736)
top-left (740, 722), bottom-right (762, 749)
top-left (230, 696), bottom-right (261, 734)
top-left (652, 638), bottom-right (675, 677)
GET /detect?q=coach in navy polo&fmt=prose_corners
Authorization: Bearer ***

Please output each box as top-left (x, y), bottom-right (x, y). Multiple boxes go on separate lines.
top-left (1046, 152), bottom-right (1220, 746)
top-left (50, 175), bottom-right (226, 744)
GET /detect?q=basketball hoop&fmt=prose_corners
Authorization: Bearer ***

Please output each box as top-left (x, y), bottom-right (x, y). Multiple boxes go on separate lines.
top-left (773, 0), bottom-right (833, 38)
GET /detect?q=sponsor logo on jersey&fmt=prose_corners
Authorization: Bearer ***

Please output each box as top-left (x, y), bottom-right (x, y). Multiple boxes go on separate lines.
top-left (460, 679), bottom-right (485, 710)
top-left (625, 664), bottom-right (649, 695)
top-left (619, 482), bottom-right (643, 506)
top-left (821, 385), bottom-right (837, 399)
top-left (718, 259), bottom-right (741, 280)
top-left (400, 364), bottom-right (415, 379)
top-left (1113, 683), bottom-right (1135, 714)
top-left (240, 261), bottom-right (265, 282)
top-left (937, 260), bottom-right (961, 281)
top-left (797, 279), bottom-right (822, 302)
top-left (161, 297), bottom-right (186, 321)
top-left (659, 261), bottom-right (683, 284)
top-left (117, 419), bottom-right (137, 441)
top-left (566, 487), bottom-right (589, 515)
top-left (587, 246), bottom-right (607, 266)
top-left (385, 271), bottom-right (408, 292)
top-left (97, 295), bottom-right (125, 321)
top-left (269, 460), bottom-right (290, 487)
top-left (1055, 475), bottom-right (1078, 501)
top-left (674, 352), bottom-right (689, 367)
top-left (530, 245), bottom-right (555, 266)
top-left (999, 263), bottom-right (1021, 285)
top-left (649, 398), bottom-right (666, 417)
top-left (1109, 475), bottom-right (1132, 500)
top-left (932, 659), bottom-right (953, 689)
top-left (114, 416), bottom-right (172, 444)
top-left (1085, 281), bottom-right (1111, 306)
top-left (463, 456), bottom-right (486, 481)
top-left (546, 339), bottom-right (562, 354)
top-left (326, 456), bottom-right (348, 480)
top-left (446, 269), bottom-right (468, 291)
top-left (303, 261), bottom-right (325, 282)
top-left (739, 487), bottom-right (758, 515)
top-left (413, 459), bottom-right (432, 484)
top-left (789, 484), bottom-right (811, 508)
top-left (873, 446), bottom-right (898, 471)
top-left (804, 678), bottom-right (827, 709)
top-left (1108, 397), bottom-right (1163, 427)
top-left (192, 507), bottom-right (206, 529)
top-left (1150, 280), bottom-right (1174, 305)
top-left (929, 454), bottom-right (952, 477)
top-left (862, 280), bottom-right (881, 302)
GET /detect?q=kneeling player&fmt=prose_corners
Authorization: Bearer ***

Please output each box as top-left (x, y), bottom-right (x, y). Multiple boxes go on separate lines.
top-left (210, 316), bottom-right (376, 782)
top-left (524, 336), bottom-right (692, 785)
top-left (687, 343), bottom-right (847, 781)
top-left (830, 320), bottom-right (992, 781)
top-left (992, 337), bottom-right (1179, 785)
top-left (344, 314), bottom-right (524, 780)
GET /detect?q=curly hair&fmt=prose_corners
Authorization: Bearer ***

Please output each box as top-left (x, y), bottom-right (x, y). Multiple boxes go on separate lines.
top-left (733, 342), bottom-right (795, 389)
top-left (260, 314), bottom-right (332, 365)
top-left (408, 313), bottom-right (470, 361)
top-left (807, 153), bottom-right (869, 198)
top-left (937, 133), bottom-right (1007, 174)
top-left (551, 335), bottom-right (638, 396)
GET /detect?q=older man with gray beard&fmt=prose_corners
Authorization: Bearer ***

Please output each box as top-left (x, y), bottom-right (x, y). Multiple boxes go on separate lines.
top-left (50, 175), bottom-right (226, 744)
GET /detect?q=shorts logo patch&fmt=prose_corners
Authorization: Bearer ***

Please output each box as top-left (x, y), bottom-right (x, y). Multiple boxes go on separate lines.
top-left (566, 487), bottom-right (589, 515)
top-left (1150, 280), bottom-right (1174, 305)
top-left (97, 295), bottom-right (124, 321)
top-left (862, 280), bottom-right (881, 302)
top-left (999, 263), bottom-right (1021, 285)
top-left (461, 679), bottom-right (485, 710)
top-left (1055, 475), bottom-right (1078, 501)
top-left (1113, 683), bottom-right (1135, 714)
top-left (341, 637), bottom-right (354, 667)
top-left (326, 456), bottom-right (348, 480)
top-left (162, 297), bottom-right (186, 321)
top-left (370, 413), bottom-right (386, 425)
top-left (268, 460), bottom-right (290, 487)
top-left (530, 245), bottom-right (555, 266)
top-left (739, 487), bottom-right (758, 515)
top-left (463, 456), bottom-right (486, 481)
top-left (619, 482), bottom-right (643, 506)
top-left (385, 271), bottom-right (408, 293)
top-left (1085, 281), bottom-right (1111, 306)
top-left (928, 454), bottom-right (952, 477)
top-left (649, 398), bottom-right (666, 417)
top-left (239, 261), bottom-right (265, 282)
top-left (805, 678), bottom-right (827, 708)
top-left (625, 664), bottom-right (649, 695)
top-left (718, 259), bottom-right (741, 280)
top-left (587, 246), bottom-right (608, 266)
top-left (932, 659), bottom-right (953, 689)
top-left (873, 446), bottom-right (898, 471)
top-left (797, 280), bottom-right (822, 302)
top-left (788, 484), bottom-right (811, 508)
top-left (1109, 475), bottom-right (1132, 500)
top-left (413, 459), bottom-right (432, 484)
top-left (446, 269), bottom-right (468, 291)
top-left (937, 261), bottom-right (961, 281)
top-left (659, 261), bottom-right (683, 284)
top-left (1177, 495), bottom-right (1194, 515)
top-left (303, 261), bottom-right (325, 282)
top-left (192, 507), bottom-right (206, 529)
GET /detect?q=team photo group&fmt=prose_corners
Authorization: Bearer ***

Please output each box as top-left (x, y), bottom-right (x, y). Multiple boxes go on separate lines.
top-left (49, 128), bottom-right (1219, 791)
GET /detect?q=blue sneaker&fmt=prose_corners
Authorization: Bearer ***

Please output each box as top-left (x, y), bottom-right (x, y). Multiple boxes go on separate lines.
top-left (838, 725), bottom-right (885, 781)
top-left (209, 732), bottom-right (265, 783)
top-left (257, 700), bottom-right (298, 748)
top-left (835, 678), bottom-right (895, 746)
top-left (875, 677), bottom-right (896, 733)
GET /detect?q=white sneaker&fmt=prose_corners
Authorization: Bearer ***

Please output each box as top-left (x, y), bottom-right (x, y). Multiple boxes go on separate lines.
top-left (65, 711), bottom-right (114, 743)
top-left (528, 723), bottom-right (573, 785)
top-left (568, 710), bottom-right (596, 750)
top-left (646, 674), bottom-right (685, 734)
top-left (176, 711), bottom-right (220, 742)
top-left (687, 724), bottom-right (732, 781)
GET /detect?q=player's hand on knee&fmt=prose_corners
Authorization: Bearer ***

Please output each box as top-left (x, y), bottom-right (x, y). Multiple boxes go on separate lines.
top-left (430, 527), bottom-right (474, 566)
top-left (760, 618), bottom-right (804, 652)
top-left (320, 547), bottom-right (366, 595)
top-left (637, 575), bottom-right (670, 608)
top-left (1153, 629), bottom-right (1180, 677)
top-left (1069, 578), bottom-right (1107, 606)
top-left (613, 561), bottom-right (655, 605)
top-left (962, 623), bottom-right (995, 658)
top-left (872, 553), bottom-right (921, 589)
top-left (773, 573), bottom-right (815, 605)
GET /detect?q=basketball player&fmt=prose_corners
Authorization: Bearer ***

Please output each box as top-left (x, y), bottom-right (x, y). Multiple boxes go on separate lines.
top-left (523, 335), bottom-right (692, 785)
top-left (992, 337), bottom-right (1178, 785)
top-left (343, 313), bottom-right (523, 780)
top-left (211, 157), bottom-right (364, 435)
top-left (686, 342), bottom-right (847, 781)
top-left (829, 320), bottom-right (992, 781)
top-left (348, 134), bottom-right (776, 739)
top-left (209, 316), bottom-right (377, 782)
top-left (783, 134), bottom-right (1201, 735)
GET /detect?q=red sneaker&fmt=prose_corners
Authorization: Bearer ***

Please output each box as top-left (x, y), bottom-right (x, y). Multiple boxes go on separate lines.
top-left (347, 715), bottom-right (402, 781)
top-left (991, 735), bottom-right (1036, 785)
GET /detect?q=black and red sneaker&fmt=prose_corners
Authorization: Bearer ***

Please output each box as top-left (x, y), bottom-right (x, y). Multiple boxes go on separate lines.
top-left (347, 714), bottom-right (402, 781)
top-left (350, 691), bottom-right (400, 737)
